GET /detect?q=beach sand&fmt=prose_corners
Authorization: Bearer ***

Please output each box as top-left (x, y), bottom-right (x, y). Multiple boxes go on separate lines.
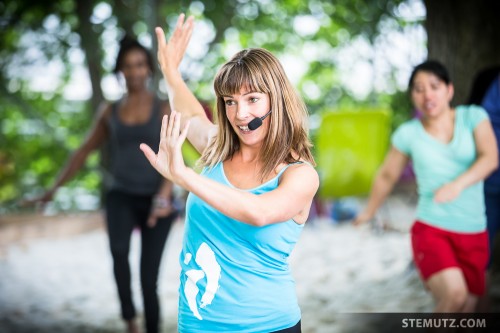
top-left (0, 193), bottom-right (446, 333)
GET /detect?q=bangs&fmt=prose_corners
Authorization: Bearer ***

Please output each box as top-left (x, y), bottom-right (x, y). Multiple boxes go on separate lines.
top-left (214, 61), bottom-right (269, 97)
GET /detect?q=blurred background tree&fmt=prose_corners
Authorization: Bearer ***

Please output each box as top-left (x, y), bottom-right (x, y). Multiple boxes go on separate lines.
top-left (1, 0), bottom-right (498, 212)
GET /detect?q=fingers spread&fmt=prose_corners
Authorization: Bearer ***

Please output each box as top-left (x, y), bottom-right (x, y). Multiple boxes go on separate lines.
top-left (176, 13), bottom-right (185, 29)
top-left (155, 27), bottom-right (166, 48)
top-left (178, 120), bottom-right (191, 147)
top-left (173, 111), bottom-right (181, 141)
top-left (160, 115), bottom-right (168, 142)
top-left (166, 111), bottom-right (176, 141)
top-left (140, 143), bottom-right (157, 166)
top-left (181, 16), bottom-right (194, 50)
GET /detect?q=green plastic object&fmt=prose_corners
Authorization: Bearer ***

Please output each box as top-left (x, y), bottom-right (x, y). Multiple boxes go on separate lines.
top-left (182, 141), bottom-right (201, 168)
top-left (316, 109), bottom-right (392, 198)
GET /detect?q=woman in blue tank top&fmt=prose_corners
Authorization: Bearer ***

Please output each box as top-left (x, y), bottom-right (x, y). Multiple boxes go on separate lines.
top-left (141, 14), bottom-right (319, 333)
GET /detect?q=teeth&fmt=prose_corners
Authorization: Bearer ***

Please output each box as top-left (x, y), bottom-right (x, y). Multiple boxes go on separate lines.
top-left (238, 125), bottom-right (250, 132)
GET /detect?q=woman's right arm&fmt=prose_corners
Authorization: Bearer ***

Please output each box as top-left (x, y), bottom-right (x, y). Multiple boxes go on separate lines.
top-left (35, 103), bottom-right (111, 202)
top-left (155, 14), bottom-right (217, 154)
top-left (353, 147), bottom-right (409, 225)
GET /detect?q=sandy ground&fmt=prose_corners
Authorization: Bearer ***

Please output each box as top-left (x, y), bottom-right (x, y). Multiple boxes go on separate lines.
top-left (0, 193), bottom-right (462, 333)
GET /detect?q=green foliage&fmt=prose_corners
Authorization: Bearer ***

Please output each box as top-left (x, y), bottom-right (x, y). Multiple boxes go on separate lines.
top-left (386, 89), bottom-right (415, 130)
top-left (0, 0), bottom-right (419, 211)
top-left (0, 88), bottom-right (95, 209)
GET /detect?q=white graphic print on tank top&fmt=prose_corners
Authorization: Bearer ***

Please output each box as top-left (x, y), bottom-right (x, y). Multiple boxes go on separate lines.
top-left (183, 242), bottom-right (221, 320)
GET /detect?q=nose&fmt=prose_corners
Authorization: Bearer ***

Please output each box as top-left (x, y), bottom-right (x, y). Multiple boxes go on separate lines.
top-left (422, 87), bottom-right (435, 99)
top-left (236, 104), bottom-right (250, 120)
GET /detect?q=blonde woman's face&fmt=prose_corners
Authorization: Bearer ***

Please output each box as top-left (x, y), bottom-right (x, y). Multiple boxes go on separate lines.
top-left (222, 87), bottom-right (271, 145)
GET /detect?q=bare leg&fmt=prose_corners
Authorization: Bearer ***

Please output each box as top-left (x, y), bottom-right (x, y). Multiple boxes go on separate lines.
top-left (426, 267), bottom-right (468, 312)
top-left (461, 294), bottom-right (479, 313)
top-left (475, 271), bottom-right (490, 312)
top-left (126, 318), bottom-right (141, 333)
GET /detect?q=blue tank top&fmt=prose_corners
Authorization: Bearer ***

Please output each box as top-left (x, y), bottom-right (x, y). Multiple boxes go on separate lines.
top-left (178, 162), bottom-right (304, 333)
top-left (106, 98), bottom-right (163, 195)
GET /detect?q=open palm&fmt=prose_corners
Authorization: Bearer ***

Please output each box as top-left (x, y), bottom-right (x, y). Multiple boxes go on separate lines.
top-left (140, 111), bottom-right (190, 185)
top-left (155, 13), bottom-right (194, 77)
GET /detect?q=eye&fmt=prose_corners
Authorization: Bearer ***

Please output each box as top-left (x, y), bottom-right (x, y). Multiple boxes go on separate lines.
top-left (224, 99), bottom-right (235, 106)
top-left (431, 83), bottom-right (441, 90)
top-left (249, 97), bottom-right (259, 103)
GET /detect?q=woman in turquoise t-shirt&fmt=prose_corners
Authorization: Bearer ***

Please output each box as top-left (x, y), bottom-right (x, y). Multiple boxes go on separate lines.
top-left (140, 14), bottom-right (319, 332)
top-left (355, 60), bottom-right (498, 313)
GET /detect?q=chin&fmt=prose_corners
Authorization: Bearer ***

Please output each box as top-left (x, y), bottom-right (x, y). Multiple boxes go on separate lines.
top-left (420, 108), bottom-right (441, 117)
top-left (240, 136), bottom-right (262, 146)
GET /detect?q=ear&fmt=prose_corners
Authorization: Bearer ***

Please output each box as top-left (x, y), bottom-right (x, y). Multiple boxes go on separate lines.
top-left (447, 83), bottom-right (454, 102)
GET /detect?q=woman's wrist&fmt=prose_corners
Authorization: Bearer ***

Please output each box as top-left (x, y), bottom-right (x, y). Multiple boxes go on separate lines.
top-left (176, 167), bottom-right (195, 192)
top-left (153, 196), bottom-right (171, 209)
top-left (451, 179), bottom-right (466, 192)
top-left (361, 208), bottom-right (376, 220)
top-left (163, 69), bottom-right (183, 87)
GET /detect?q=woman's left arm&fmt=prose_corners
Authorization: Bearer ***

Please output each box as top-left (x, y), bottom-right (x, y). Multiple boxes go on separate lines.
top-left (179, 163), bottom-right (319, 226)
top-left (434, 119), bottom-right (499, 203)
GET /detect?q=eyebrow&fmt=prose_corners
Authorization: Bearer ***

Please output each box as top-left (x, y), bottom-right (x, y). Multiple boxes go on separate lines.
top-left (221, 91), bottom-right (262, 98)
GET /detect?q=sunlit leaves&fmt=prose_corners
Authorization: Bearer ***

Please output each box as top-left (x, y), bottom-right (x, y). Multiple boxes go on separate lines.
top-left (0, 0), bottom-right (421, 211)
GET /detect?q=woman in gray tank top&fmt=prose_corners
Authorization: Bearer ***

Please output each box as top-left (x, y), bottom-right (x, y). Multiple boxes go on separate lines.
top-left (29, 37), bottom-right (177, 333)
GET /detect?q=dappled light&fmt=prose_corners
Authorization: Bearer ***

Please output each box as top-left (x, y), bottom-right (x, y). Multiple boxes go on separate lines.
top-left (1, 0), bottom-right (500, 332)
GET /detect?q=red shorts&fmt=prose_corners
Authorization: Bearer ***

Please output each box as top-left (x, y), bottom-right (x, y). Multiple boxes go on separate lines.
top-left (410, 221), bottom-right (489, 296)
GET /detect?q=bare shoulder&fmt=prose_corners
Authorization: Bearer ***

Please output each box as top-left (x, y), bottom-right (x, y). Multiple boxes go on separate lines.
top-left (281, 161), bottom-right (319, 187)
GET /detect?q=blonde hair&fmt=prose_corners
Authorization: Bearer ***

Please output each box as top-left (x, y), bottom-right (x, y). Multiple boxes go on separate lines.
top-left (199, 48), bottom-right (315, 180)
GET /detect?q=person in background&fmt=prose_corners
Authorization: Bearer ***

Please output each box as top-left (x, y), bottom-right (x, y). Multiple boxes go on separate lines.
top-left (28, 36), bottom-right (177, 333)
top-left (354, 60), bottom-right (498, 312)
top-left (468, 66), bottom-right (500, 263)
top-left (140, 14), bottom-right (319, 332)
top-left (468, 65), bottom-right (500, 311)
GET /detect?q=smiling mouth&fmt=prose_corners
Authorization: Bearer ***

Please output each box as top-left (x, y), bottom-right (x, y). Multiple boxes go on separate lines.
top-left (238, 125), bottom-right (251, 132)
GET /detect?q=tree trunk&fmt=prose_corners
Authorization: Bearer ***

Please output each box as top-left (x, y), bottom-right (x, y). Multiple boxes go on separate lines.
top-left (149, 0), bottom-right (162, 91)
top-left (424, 0), bottom-right (500, 105)
top-left (114, 0), bottom-right (142, 38)
top-left (74, 0), bottom-right (104, 112)
top-left (74, 0), bottom-right (108, 205)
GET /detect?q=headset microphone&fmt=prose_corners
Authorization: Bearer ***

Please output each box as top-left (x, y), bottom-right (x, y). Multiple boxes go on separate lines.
top-left (247, 110), bottom-right (272, 131)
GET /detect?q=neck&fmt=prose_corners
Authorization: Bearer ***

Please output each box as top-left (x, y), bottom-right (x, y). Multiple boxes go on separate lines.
top-left (421, 107), bottom-right (454, 127)
top-left (126, 82), bottom-right (149, 95)
top-left (125, 90), bottom-right (151, 102)
top-left (236, 147), bottom-right (261, 164)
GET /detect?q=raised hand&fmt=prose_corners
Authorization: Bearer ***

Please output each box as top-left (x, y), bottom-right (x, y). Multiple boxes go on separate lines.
top-left (18, 189), bottom-right (55, 210)
top-left (352, 210), bottom-right (374, 226)
top-left (140, 111), bottom-right (191, 185)
top-left (155, 13), bottom-right (194, 77)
